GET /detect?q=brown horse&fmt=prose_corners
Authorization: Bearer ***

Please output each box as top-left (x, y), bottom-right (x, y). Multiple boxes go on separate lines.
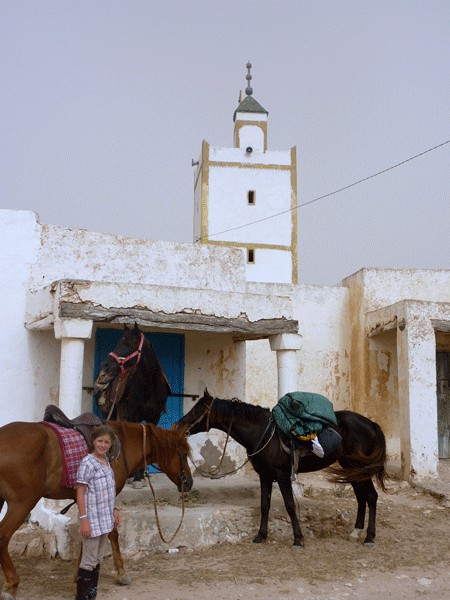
top-left (0, 420), bottom-right (192, 600)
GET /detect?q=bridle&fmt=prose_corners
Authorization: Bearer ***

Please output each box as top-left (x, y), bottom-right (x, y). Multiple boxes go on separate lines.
top-left (104, 332), bottom-right (145, 420)
top-left (186, 396), bottom-right (276, 479)
top-left (109, 332), bottom-right (145, 377)
top-left (185, 396), bottom-right (215, 436)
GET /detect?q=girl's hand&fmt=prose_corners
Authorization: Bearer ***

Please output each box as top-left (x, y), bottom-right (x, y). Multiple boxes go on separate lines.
top-left (80, 518), bottom-right (91, 538)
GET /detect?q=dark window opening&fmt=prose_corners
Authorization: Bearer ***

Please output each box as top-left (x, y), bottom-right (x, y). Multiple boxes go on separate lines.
top-left (248, 190), bottom-right (255, 205)
top-left (247, 248), bottom-right (255, 263)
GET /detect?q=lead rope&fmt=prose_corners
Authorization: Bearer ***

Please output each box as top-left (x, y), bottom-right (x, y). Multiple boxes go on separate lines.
top-left (189, 416), bottom-right (276, 480)
top-left (141, 424), bottom-right (186, 545)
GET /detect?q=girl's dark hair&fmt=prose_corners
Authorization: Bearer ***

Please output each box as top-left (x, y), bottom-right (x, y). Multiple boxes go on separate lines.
top-left (88, 424), bottom-right (116, 452)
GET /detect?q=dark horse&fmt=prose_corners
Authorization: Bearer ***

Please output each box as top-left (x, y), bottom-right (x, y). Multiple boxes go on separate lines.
top-left (94, 323), bottom-right (171, 424)
top-left (176, 389), bottom-right (388, 548)
top-left (0, 419), bottom-right (192, 600)
top-left (94, 323), bottom-right (172, 483)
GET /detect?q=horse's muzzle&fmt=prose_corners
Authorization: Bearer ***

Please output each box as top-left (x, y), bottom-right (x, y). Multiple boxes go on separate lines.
top-left (179, 473), bottom-right (193, 492)
top-left (93, 371), bottom-right (115, 394)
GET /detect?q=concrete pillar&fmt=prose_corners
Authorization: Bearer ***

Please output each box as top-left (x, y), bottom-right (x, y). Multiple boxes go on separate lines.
top-left (54, 318), bottom-right (93, 418)
top-left (269, 333), bottom-right (303, 398)
top-left (397, 313), bottom-right (438, 479)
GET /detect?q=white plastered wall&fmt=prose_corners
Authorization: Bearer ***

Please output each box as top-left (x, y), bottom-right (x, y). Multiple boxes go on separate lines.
top-left (345, 268), bottom-right (450, 478)
top-left (0, 210), bottom-right (60, 424)
top-left (184, 331), bottom-right (247, 467)
top-left (207, 162), bottom-right (291, 246)
top-left (245, 282), bottom-right (350, 411)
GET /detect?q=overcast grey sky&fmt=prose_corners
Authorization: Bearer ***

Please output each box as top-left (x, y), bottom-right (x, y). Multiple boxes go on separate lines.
top-left (1, 1), bottom-right (448, 285)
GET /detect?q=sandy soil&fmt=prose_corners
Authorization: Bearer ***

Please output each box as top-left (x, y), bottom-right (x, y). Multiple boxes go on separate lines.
top-left (7, 471), bottom-right (450, 600)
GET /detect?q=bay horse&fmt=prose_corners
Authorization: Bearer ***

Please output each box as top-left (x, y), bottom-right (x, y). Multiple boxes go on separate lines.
top-left (176, 389), bottom-right (388, 548)
top-left (0, 419), bottom-right (192, 600)
top-left (94, 323), bottom-right (172, 483)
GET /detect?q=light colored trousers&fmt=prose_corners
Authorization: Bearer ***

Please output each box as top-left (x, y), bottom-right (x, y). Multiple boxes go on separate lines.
top-left (80, 533), bottom-right (109, 570)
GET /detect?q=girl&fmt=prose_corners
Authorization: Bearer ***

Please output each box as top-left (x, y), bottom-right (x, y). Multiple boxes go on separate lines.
top-left (76, 425), bottom-right (120, 600)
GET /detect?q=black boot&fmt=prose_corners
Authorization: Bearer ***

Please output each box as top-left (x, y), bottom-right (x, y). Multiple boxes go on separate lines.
top-left (88, 564), bottom-right (100, 599)
top-left (76, 567), bottom-right (93, 600)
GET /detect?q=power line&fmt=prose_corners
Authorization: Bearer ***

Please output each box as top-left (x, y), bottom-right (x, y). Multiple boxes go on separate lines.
top-left (195, 140), bottom-right (449, 242)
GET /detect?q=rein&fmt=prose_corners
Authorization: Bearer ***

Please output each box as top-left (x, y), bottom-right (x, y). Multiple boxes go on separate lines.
top-left (140, 424), bottom-right (186, 545)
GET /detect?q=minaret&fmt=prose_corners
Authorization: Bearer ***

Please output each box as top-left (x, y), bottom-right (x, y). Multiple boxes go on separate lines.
top-left (193, 62), bottom-right (298, 284)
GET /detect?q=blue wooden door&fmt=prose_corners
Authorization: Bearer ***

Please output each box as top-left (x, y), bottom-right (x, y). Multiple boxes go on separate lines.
top-left (93, 329), bottom-right (185, 428)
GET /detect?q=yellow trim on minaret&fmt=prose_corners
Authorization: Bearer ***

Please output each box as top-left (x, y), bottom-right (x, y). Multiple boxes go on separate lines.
top-left (210, 161), bottom-right (290, 170)
top-left (200, 140), bottom-right (210, 243)
top-left (234, 120), bottom-right (268, 151)
top-left (290, 146), bottom-right (298, 284)
top-left (206, 240), bottom-right (291, 251)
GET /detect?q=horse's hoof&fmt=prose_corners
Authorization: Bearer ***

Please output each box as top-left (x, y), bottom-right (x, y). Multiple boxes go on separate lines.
top-left (363, 540), bottom-right (375, 547)
top-left (293, 540), bottom-right (304, 548)
top-left (252, 535), bottom-right (265, 544)
top-left (349, 528), bottom-right (364, 541)
top-left (1, 592), bottom-right (16, 600)
top-left (131, 480), bottom-right (145, 489)
top-left (115, 576), bottom-right (131, 586)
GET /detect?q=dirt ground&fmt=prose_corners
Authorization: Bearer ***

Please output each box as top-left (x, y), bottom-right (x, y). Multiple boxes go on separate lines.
top-left (6, 468), bottom-right (450, 600)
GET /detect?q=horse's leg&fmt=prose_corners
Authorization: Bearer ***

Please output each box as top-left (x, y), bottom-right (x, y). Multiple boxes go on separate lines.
top-left (108, 527), bottom-right (130, 585)
top-left (131, 469), bottom-right (145, 488)
top-left (252, 474), bottom-right (273, 544)
top-left (360, 480), bottom-right (378, 544)
top-left (277, 474), bottom-right (304, 547)
top-left (349, 481), bottom-right (367, 541)
top-left (349, 480), bottom-right (378, 544)
top-left (0, 500), bottom-right (38, 599)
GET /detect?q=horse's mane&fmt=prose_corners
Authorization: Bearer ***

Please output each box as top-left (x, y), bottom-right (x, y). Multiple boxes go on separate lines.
top-left (139, 337), bottom-right (172, 396)
top-left (147, 423), bottom-right (191, 465)
top-left (214, 397), bottom-right (270, 421)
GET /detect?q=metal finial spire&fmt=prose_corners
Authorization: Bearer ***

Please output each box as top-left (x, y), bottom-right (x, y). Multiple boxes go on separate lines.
top-left (245, 61), bottom-right (253, 96)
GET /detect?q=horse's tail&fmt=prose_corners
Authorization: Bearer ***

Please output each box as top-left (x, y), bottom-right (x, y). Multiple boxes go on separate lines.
top-left (327, 421), bottom-right (389, 493)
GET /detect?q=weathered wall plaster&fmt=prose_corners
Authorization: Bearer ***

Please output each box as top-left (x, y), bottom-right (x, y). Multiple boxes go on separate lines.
top-left (1, 210), bottom-right (449, 481)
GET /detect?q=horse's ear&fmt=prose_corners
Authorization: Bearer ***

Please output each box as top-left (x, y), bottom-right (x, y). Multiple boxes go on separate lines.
top-left (124, 324), bottom-right (129, 331)
top-left (133, 322), bottom-right (140, 332)
top-left (204, 388), bottom-right (211, 398)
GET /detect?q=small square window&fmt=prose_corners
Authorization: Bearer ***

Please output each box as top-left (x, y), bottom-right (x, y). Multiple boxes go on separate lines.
top-left (248, 190), bottom-right (255, 205)
top-left (247, 248), bottom-right (255, 263)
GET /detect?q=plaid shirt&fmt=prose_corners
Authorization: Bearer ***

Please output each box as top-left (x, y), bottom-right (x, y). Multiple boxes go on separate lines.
top-left (77, 453), bottom-right (116, 537)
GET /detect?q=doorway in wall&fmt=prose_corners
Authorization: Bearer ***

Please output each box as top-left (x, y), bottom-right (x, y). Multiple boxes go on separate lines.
top-left (93, 328), bottom-right (185, 428)
top-left (437, 351), bottom-right (450, 459)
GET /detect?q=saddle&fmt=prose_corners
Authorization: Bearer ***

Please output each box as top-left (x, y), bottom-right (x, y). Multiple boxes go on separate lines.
top-left (43, 404), bottom-right (120, 459)
top-left (273, 392), bottom-right (343, 482)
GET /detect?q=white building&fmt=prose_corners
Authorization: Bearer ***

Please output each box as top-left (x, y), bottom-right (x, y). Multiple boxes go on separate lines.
top-left (1, 64), bottom-right (449, 486)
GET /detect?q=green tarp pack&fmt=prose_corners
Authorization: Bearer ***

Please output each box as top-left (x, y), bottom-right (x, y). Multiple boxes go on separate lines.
top-left (272, 391), bottom-right (337, 438)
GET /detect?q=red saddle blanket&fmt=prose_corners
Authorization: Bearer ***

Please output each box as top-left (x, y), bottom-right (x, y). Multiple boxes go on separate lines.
top-left (41, 421), bottom-right (88, 488)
